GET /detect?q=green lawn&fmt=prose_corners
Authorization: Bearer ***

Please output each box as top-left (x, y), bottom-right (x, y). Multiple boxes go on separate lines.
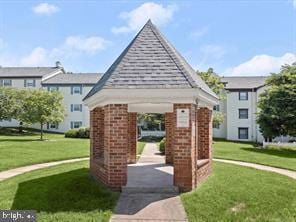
top-left (0, 128), bottom-right (89, 171)
top-left (0, 160), bottom-right (118, 222)
top-left (182, 162), bottom-right (296, 222)
top-left (213, 140), bottom-right (296, 171)
top-left (137, 141), bottom-right (146, 157)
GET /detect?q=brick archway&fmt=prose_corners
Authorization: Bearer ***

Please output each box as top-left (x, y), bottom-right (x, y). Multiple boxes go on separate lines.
top-left (90, 103), bottom-right (212, 192)
top-left (85, 20), bottom-right (218, 192)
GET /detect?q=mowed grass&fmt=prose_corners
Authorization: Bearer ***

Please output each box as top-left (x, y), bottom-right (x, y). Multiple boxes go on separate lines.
top-left (182, 162), bottom-right (296, 222)
top-left (0, 128), bottom-right (89, 171)
top-left (0, 161), bottom-right (119, 222)
top-left (213, 140), bottom-right (296, 171)
top-left (137, 141), bottom-right (146, 156)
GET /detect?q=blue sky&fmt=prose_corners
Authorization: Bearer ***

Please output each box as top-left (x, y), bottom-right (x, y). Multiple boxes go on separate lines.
top-left (0, 0), bottom-right (295, 76)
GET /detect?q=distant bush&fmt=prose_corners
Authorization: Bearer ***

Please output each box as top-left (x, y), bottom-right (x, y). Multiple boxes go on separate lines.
top-left (159, 137), bottom-right (166, 154)
top-left (77, 127), bottom-right (90, 138)
top-left (139, 136), bottom-right (163, 142)
top-left (65, 127), bottom-right (89, 138)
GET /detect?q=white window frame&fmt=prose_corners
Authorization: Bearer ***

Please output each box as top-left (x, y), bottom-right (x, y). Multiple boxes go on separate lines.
top-left (73, 104), bottom-right (81, 112)
top-left (25, 79), bottom-right (35, 87)
top-left (72, 121), bottom-right (82, 129)
top-left (73, 86), bottom-right (81, 94)
top-left (238, 127), bottom-right (249, 139)
top-left (213, 105), bottom-right (220, 111)
top-left (3, 79), bottom-right (12, 86)
top-left (239, 109), bottom-right (248, 119)
top-left (49, 123), bottom-right (58, 129)
top-left (239, 91), bottom-right (248, 100)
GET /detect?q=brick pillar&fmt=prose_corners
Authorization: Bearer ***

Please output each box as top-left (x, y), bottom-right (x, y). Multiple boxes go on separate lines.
top-left (197, 107), bottom-right (212, 159)
top-left (173, 104), bottom-right (197, 192)
top-left (90, 107), bottom-right (107, 183)
top-left (103, 104), bottom-right (128, 189)
top-left (128, 112), bottom-right (137, 164)
top-left (195, 107), bottom-right (213, 185)
top-left (165, 112), bottom-right (174, 164)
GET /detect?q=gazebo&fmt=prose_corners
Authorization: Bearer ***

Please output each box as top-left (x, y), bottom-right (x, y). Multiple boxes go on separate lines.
top-left (83, 20), bottom-right (218, 192)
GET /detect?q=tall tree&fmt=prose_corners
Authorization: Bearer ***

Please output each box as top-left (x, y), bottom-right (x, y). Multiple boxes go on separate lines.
top-left (197, 68), bottom-right (225, 125)
top-left (257, 63), bottom-right (296, 141)
top-left (19, 89), bottom-right (65, 140)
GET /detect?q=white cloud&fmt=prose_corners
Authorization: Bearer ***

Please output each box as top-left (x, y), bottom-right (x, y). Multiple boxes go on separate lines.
top-left (19, 35), bottom-right (111, 66)
top-left (32, 3), bottom-right (59, 15)
top-left (223, 53), bottom-right (296, 76)
top-left (112, 2), bottom-right (177, 34)
top-left (64, 36), bottom-right (111, 54)
top-left (291, 0), bottom-right (296, 9)
top-left (20, 47), bottom-right (48, 66)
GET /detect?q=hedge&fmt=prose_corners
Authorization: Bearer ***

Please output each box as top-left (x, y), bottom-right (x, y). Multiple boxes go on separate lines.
top-left (65, 127), bottom-right (90, 138)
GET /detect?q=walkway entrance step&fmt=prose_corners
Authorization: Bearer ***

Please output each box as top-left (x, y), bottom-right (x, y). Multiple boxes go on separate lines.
top-left (122, 186), bottom-right (179, 194)
top-left (111, 192), bottom-right (188, 222)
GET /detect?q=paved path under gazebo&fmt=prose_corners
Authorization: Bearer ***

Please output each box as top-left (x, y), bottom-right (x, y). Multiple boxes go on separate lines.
top-left (111, 143), bottom-right (188, 222)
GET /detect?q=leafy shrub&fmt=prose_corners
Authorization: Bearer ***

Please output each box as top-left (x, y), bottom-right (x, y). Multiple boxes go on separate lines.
top-left (65, 127), bottom-right (90, 138)
top-left (77, 127), bottom-right (90, 138)
top-left (65, 129), bottom-right (78, 138)
top-left (159, 137), bottom-right (166, 154)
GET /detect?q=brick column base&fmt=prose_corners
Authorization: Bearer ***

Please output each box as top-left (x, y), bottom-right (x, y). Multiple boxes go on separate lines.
top-left (173, 104), bottom-right (197, 192)
top-left (90, 104), bottom-right (128, 190)
top-left (195, 107), bottom-right (213, 186)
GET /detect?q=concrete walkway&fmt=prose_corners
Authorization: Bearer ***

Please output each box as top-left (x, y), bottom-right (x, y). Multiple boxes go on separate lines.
top-left (0, 157), bottom-right (88, 182)
top-left (214, 158), bottom-right (296, 179)
top-left (111, 143), bottom-right (188, 222)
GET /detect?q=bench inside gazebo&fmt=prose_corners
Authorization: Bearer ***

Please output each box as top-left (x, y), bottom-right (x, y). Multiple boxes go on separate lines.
top-left (83, 20), bottom-right (218, 192)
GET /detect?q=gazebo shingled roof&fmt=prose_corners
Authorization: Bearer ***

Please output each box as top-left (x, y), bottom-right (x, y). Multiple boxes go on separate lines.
top-left (84, 20), bottom-right (217, 101)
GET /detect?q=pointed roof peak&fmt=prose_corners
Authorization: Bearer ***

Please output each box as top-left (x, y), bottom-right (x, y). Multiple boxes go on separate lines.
top-left (84, 21), bottom-right (217, 101)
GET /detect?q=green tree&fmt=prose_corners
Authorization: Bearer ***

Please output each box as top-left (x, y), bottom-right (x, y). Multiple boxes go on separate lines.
top-left (197, 68), bottom-right (225, 100)
top-left (19, 89), bottom-right (65, 140)
top-left (257, 63), bottom-right (296, 141)
top-left (138, 113), bottom-right (164, 130)
top-left (197, 68), bottom-right (225, 125)
top-left (0, 87), bottom-right (16, 122)
top-left (0, 87), bottom-right (26, 122)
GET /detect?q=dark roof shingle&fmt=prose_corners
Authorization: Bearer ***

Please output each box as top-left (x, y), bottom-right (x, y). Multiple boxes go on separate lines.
top-left (84, 20), bottom-right (217, 100)
top-left (0, 67), bottom-right (63, 78)
top-left (42, 73), bottom-right (102, 84)
top-left (221, 76), bottom-right (267, 89)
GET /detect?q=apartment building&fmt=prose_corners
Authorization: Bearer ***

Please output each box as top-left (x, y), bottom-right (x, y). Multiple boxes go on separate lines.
top-left (0, 63), bottom-right (101, 132)
top-left (213, 76), bottom-right (267, 142)
top-left (0, 66), bottom-right (291, 141)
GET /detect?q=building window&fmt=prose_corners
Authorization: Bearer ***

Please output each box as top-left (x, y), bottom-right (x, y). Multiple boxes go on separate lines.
top-left (239, 91), bottom-right (248, 100)
top-left (50, 123), bottom-right (58, 129)
top-left (239, 109), bottom-right (248, 119)
top-left (71, 121), bottom-right (82, 129)
top-left (213, 122), bottom-right (220, 129)
top-left (71, 86), bottom-right (82, 94)
top-left (238, 127), bottom-right (248, 139)
top-left (47, 123), bottom-right (58, 129)
top-left (71, 104), bottom-right (82, 112)
top-left (1, 79), bottom-right (12, 86)
top-left (48, 86), bottom-right (59, 92)
top-left (213, 105), bottom-right (220, 111)
top-left (24, 79), bottom-right (36, 87)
